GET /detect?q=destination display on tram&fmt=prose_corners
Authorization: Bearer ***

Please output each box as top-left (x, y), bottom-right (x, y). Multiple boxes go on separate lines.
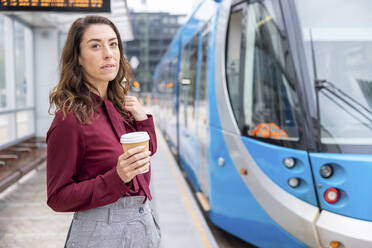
top-left (0, 0), bottom-right (110, 12)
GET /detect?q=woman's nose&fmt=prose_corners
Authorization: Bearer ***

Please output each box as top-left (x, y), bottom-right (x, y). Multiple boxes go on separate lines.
top-left (103, 45), bottom-right (113, 59)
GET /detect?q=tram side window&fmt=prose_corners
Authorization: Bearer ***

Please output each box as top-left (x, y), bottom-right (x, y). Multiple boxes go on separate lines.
top-left (181, 35), bottom-right (199, 130)
top-left (181, 45), bottom-right (188, 81)
top-left (197, 26), bottom-right (210, 132)
top-left (189, 34), bottom-right (199, 121)
top-left (226, 10), bottom-right (243, 122)
top-left (166, 62), bottom-right (172, 119)
top-left (200, 30), bottom-right (209, 103)
top-left (171, 59), bottom-right (177, 115)
top-left (180, 45), bottom-right (189, 128)
top-left (242, 2), bottom-right (300, 141)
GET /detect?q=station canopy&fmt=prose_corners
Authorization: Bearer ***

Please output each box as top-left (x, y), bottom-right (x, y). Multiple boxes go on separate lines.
top-left (4, 0), bottom-right (133, 41)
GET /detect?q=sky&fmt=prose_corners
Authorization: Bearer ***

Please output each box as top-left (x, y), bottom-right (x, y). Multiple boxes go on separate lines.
top-left (126, 0), bottom-right (199, 15)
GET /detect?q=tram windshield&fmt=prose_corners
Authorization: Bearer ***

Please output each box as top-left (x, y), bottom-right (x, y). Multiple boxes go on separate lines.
top-left (296, 0), bottom-right (372, 145)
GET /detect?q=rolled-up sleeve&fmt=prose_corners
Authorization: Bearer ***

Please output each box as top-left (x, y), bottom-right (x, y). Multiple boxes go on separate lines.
top-left (46, 112), bottom-right (131, 212)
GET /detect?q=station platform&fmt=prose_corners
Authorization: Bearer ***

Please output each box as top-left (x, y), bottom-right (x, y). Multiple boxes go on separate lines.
top-left (0, 128), bottom-right (219, 248)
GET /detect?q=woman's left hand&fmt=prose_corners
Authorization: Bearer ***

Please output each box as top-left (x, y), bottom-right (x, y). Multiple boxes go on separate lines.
top-left (124, 96), bottom-right (148, 121)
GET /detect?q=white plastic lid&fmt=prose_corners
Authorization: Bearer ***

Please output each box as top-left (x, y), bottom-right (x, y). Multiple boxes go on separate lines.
top-left (120, 131), bottom-right (149, 144)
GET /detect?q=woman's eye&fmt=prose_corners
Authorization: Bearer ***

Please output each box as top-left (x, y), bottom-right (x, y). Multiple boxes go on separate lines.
top-left (92, 44), bottom-right (100, 49)
top-left (110, 42), bottom-right (118, 47)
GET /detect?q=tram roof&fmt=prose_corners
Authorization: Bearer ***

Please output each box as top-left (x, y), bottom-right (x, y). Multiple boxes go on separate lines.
top-left (154, 0), bottom-right (219, 78)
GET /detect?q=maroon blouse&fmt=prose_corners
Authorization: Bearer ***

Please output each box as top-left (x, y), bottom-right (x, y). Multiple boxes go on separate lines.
top-left (46, 93), bottom-right (156, 212)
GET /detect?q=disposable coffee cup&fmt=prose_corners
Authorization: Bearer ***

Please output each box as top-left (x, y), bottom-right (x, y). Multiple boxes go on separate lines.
top-left (120, 132), bottom-right (150, 173)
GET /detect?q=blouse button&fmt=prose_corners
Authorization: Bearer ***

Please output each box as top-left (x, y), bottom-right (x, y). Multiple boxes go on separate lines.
top-left (139, 207), bottom-right (144, 214)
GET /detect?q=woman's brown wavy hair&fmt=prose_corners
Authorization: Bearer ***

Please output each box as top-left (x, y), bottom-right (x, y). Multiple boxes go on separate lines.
top-left (49, 15), bottom-right (133, 124)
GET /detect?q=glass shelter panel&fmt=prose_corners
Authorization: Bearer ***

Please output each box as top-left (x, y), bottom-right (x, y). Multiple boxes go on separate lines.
top-left (0, 114), bottom-right (15, 146)
top-left (0, 16), bottom-right (5, 109)
top-left (0, 18), bottom-right (35, 147)
top-left (17, 110), bottom-right (34, 138)
top-left (14, 21), bottom-right (27, 108)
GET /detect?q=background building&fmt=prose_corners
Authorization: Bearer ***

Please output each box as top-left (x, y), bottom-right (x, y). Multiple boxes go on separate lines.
top-left (124, 11), bottom-right (185, 92)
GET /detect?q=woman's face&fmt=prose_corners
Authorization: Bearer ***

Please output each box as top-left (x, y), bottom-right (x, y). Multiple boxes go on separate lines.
top-left (79, 24), bottom-right (120, 86)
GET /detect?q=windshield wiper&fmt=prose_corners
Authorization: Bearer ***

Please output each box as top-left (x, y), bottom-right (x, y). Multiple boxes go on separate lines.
top-left (316, 80), bottom-right (372, 123)
top-left (309, 29), bottom-right (372, 150)
top-left (316, 80), bottom-right (372, 131)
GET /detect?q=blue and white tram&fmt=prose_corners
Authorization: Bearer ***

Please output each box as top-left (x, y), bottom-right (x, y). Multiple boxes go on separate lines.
top-left (152, 0), bottom-right (372, 247)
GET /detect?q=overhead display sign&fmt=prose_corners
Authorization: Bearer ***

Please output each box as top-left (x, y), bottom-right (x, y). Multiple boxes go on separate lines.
top-left (0, 0), bottom-right (111, 12)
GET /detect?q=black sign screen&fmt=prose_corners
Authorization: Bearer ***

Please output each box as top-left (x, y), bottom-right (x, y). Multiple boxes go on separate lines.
top-left (0, 0), bottom-right (111, 12)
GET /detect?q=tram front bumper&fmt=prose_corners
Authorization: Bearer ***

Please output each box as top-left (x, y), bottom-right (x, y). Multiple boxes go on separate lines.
top-left (317, 210), bottom-right (372, 247)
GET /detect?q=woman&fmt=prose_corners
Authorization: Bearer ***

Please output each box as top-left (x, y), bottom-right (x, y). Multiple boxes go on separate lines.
top-left (46, 15), bottom-right (160, 247)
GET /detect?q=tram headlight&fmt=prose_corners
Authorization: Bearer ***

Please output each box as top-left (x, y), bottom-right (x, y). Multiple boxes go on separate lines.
top-left (324, 188), bottom-right (340, 204)
top-left (288, 178), bottom-right (300, 188)
top-left (320, 164), bottom-right (333, 178)
top-left (283, 157), bottom-right (296, 169)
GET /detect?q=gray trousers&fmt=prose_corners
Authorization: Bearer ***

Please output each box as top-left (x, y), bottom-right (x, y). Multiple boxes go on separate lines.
top-left (64, 196), bottom-right (161, 248)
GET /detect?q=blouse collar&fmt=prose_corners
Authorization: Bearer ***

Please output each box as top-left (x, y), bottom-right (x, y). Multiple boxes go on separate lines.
top-left (90, 91), bottom-right (105, 102)
top-left (90, 91), bottom-right (131, 126)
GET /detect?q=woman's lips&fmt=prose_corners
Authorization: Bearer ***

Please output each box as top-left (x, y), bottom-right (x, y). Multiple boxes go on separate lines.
top-left (100, 64), bottom-right (115, 71)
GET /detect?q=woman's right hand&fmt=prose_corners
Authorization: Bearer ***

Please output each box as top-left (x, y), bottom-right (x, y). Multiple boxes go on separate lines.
top-left (116, 146), bottom-right (151, 183)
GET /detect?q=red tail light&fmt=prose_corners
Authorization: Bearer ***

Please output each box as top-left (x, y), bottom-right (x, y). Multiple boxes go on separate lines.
top-left (324, 188), bottom-right (340, 204)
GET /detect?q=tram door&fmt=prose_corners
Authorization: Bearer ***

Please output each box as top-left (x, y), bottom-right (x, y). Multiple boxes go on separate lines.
top-left (168, 58), bottom-right (178, 150)
top-left (197, 26), bottom-right (211, 197)
top-left (179, 34), bottom-right (200, 190)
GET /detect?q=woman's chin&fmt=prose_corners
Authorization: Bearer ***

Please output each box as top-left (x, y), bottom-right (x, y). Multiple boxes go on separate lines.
top-left (102, 75), bottom-right (117, 82)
